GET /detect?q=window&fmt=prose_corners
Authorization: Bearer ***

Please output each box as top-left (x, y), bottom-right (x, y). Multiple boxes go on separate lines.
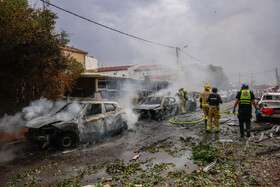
top-left (163, 98), bottom-right (169, 106)
top-left (86, 104), bottom-right (102, 116)
top-left (105, 104), bottom-right (116, 112)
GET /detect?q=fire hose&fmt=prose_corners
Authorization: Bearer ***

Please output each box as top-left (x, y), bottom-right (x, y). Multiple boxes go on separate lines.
top-left (169, 113), bottom-right (205, 124)
top-left (169, 107), bottom-right (237, 125)
top-left (221, 107), bottom-right (238, 114)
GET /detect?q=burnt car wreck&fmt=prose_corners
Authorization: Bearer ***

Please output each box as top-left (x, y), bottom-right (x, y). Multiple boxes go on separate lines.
top-left (257, 92), bottom-right (280, 122)
top-left (133, 95), bottom-right (179, 121)
top-left (25, 101), bottom-right (127, 150)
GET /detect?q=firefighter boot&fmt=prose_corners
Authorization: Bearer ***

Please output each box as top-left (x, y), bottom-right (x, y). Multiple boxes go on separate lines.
top-left (215, 126), bottom-right (220, 133)
top-left (206, 125), bottom-right (211, 133)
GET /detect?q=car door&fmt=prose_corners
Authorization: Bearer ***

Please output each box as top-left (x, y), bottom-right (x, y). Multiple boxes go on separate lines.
top-left (162, 97), bottom-right (171, 115)
top-left (104, 103), bottom-right (118, 133)
top-left (82, 103), bottom-right (105, 137)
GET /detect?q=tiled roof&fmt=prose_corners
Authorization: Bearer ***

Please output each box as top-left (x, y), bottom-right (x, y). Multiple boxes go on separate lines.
top-left (134, 64), bottom-right (163, 71)
top-left (61, 46), bottom-right (88, 54)
top-left (98, 65), bottom-right (133, 72)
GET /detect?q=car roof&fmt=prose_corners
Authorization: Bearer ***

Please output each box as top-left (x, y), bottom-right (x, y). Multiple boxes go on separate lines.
top-left (263, 92), bottom-right (280, 96)
top-left (147, 95), bottom-right (172, 98)
top-left (71, 100), bottom-right (118, 105)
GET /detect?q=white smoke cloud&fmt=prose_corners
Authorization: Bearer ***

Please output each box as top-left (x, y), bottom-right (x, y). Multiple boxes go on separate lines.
top-left (117, 82), bottom-right (139, 129)
top-left (0, 98), bottom-right (67, 136)
top-left (28, 0), bottom-right (280, 85)
top-left (53, 101), bottom-right (84, 121)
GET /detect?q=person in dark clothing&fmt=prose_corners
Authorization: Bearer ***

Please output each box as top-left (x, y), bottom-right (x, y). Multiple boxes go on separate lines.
top-left (206, 87), bottom-right (223, 132)
top-left (233, 84), bottom-right (259, 138)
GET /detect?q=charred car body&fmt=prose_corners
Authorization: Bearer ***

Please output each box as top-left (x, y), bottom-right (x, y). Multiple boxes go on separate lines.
top-left (25, 101), bottom-right (127, 150)
top-left (186, 91), bottom-right (200, 112)
top-left (257, 92), bottom-right (280, 121)
top-left (133, 95), bottom-right (179, 120)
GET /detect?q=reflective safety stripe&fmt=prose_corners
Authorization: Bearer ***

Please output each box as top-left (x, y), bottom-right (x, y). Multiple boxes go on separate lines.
top-left (202, 104), bottom-right (209, 106)
top-left (240, 90), bottom-right (251, 105)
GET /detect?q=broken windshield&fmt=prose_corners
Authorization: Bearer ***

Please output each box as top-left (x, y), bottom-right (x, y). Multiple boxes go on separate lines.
top-left (142, 97), bottom-right (162, 105)
top-left (53, 102), bottom-right (86, 120)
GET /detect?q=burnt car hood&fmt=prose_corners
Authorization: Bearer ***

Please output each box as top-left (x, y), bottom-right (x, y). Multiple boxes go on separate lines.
top-left (135, 104), bottom-right (161, 110)
top-left (25, 115), bottom-right (67, 129)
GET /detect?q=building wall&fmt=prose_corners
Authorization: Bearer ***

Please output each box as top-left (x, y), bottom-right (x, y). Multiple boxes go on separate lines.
top-left (62, 50), bottom-right (85, 67)
top-left (100, 70), bottom-right (129, 77)
top-left (85, 56), bottom-right (98, 72)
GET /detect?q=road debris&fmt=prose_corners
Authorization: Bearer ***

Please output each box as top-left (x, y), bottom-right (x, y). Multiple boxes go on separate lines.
top-left (227, 122), bottom-right (238, 126)
top-left (132, 155), bottom-right (140, 160)
top-left (203, 159), bottom-right (217, 172)
top-left (180, 135), bottom-right (191, 141)
top-left (256, 146), bottom-right (280, 156)
top-left (62, 149), bottom-right (76, 154)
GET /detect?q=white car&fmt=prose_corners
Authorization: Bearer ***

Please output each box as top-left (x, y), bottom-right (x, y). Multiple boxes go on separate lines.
top-left (25, 100), bottom-right (128, 150)
top-left (257, 92), bottom-right (280, 121)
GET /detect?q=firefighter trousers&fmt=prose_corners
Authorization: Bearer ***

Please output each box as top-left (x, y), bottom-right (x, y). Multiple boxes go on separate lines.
top-left (207, 106), bottom-right (221, 132)
top-left (202, 106), bottom-right (210, 120)
top-left (180, 99), bottom-right (186, 113)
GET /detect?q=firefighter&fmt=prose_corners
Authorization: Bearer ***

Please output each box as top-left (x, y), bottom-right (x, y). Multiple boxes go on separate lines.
top-left (178, 88), bottom-right (187, 113)
top-left (200, 84), bottom-right (211, 124)
top-left (232, 84), bottom-right (259, 138)
top-left (206, 87), bottom-right (223, 132)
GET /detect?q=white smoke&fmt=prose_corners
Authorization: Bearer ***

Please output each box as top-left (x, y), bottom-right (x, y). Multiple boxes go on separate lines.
top-left (22, 97), bottom-right (54, 121)
top-left (0, 98), bottom-right (67, 136)
top-left (117, 82), bottom-right (139, 129)
top-left (52, 101), bottom-right (84, 121)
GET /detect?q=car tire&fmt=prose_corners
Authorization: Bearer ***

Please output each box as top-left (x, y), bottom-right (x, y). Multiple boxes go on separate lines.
top-left (256, 114), bottom-right (263, 123)
top-left (117, 122), bottom-right (128, 133)
top-left (156, 113), bottom-right (163, 121)
top-left (56, 132), bottom-right (77, 150)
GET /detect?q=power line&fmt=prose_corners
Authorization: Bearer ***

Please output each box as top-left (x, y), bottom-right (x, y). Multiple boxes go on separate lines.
top-left (39, 0), bottom-right (176, 49)
top-left (179, 49), bottom-right (208, 65)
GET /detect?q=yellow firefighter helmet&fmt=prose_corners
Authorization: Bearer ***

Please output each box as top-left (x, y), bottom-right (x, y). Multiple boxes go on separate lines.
top-left (205, 84), bottom-right (211, 90)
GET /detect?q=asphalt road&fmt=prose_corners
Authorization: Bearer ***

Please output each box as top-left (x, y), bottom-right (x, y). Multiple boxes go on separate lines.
top-left (1, 100), bottom-right (268, 186)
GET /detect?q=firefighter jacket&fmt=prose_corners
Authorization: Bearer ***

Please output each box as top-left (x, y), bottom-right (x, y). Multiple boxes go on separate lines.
top-left (200, 91), bottom-right (211, 107)
top-left (206, 93), bottom-right (223, 106)
top-left (179, 91), bottom-right (188, 100)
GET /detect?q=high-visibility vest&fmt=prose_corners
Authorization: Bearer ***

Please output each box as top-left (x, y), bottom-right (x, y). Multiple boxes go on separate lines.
top-left (240, 90), bottom-right (251, 105)
top-left (200, 91), bottom-right (211, 107)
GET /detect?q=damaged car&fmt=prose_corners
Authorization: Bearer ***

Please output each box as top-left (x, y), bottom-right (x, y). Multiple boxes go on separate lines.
top-left (186, 91), bottom-right (200, 112)
top-left (257, 92), bottom-right (280, 121)
top-left (133, 95), bottom-right (179, 121)
top-left (25, 101), bottom-right (128, 150)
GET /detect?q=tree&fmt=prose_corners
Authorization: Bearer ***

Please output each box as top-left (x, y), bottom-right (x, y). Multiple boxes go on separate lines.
top-left (0, 0), bottom-right (83, 116)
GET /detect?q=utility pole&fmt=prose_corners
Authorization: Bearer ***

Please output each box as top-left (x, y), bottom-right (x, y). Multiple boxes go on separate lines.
top-left (175, 45), bottom-right (188, 69)
top-left (276, 67), bottom-right (279, 86)
top-left (176, 47), bottom-right (179, 69)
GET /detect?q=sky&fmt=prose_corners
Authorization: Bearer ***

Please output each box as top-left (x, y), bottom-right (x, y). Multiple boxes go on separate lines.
top-left (29, 0), bottom-right (280, 85)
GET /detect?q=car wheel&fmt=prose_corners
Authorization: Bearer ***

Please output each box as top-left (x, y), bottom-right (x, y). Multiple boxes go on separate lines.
top-left (256, 114), bottom-right (263, 123)
top-left (117, 122), bottom-right (128, 133)
top-left (156, 113), bottom-right (163, 121)
top-left (57, 132), bottom-right (77, 150)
